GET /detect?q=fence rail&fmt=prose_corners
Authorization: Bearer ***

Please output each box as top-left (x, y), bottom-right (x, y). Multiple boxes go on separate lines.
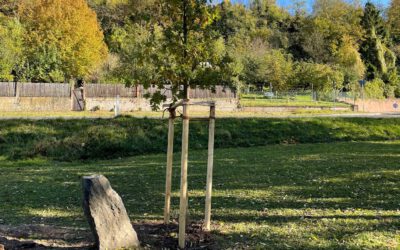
top-left (0, 82), bottom-right (236, 99)
top-left (190, 86), bottom-right (236, 99)
top-left (0, 82), bottom-right (16, 97)
top-left (19, 83), bottom-right (71, 97)
top-left (140, 85), bottom-right (173, 98)
top-left (86, 84), bottom-right (138, 98)
top-left (139, 85), bottom-right (236, 99)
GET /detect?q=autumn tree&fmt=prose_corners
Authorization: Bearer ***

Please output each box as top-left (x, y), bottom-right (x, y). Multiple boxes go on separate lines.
top-left (388, 0), bottom-right (400, 43)
top-left (0, 0), bottom-right (18, 16)
top-left (0, 13), bottom-right (24, 81)
top-left (388, 0), bottom-right (400, 79)
top-left (250, 0), bottom-right (291, 49)
top-left (18, 0), bottom-right (108, 82)
top-left (299, 0), bottom-right (363, 64)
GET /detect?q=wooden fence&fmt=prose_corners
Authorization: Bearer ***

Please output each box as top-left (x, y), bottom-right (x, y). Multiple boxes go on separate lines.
top-left (0, 82), bottom-right (236, 99)
top-left (138, 85), bottom-right (173, 98)
top-left (86, 83), bottom-right (138, 98)
top-left (0, 82), bottom-right (16, 97)
top-left (19, 83), bottom-right (71, 97)
top-left (0, 82), bottom-right (71, 97)
top-left (189, 85), bottom-right (236, 99)
top-left (139, 85), bottom-right (236, 99)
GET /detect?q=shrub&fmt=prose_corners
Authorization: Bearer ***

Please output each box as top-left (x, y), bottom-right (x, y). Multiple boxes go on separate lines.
top-left (364, 78), bottom-right (385, 99)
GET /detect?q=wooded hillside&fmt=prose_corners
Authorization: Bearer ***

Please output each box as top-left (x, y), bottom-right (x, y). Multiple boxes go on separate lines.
top-left (1, 0), bottom-right (400, 99)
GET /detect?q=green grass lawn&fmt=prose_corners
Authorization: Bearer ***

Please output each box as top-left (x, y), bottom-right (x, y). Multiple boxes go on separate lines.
top-left (2, 117), bottom-right (400, 161)
top-left (1, 141), bottom-right (399, 249)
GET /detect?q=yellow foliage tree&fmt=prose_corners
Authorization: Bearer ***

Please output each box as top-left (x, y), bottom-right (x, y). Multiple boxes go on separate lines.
top-left (388, 0), bottom-right (400, 41)
top-left (19, 0), bottom-right (108, 82)
top-left (0, 14), bottom-right (24, 81)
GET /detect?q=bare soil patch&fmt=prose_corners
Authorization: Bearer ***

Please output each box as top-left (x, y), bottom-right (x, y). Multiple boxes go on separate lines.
top-left (0, 221), bottom-right (216, 249)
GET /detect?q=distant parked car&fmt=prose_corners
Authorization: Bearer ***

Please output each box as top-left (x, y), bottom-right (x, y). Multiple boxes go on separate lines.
top-left (264, 92), bottom-right (274, 98)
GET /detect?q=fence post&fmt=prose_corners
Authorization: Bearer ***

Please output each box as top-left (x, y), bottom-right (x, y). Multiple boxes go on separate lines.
top-left (70, 84), bottom-right (73, 111)
top-left (14, 82), bottom-right (20, 105)
top-left (115, 95), bottom-right (120, 116)
top-left (362, 84), bottom-right (365, 112)
top-left (136, 85), bottom-right (142, 111)
top-left (82, 85), bottom-right (86, 111)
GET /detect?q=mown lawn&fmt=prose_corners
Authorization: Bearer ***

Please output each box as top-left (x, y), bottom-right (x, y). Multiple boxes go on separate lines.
top-left (1, 141), bottom-right (399, 249)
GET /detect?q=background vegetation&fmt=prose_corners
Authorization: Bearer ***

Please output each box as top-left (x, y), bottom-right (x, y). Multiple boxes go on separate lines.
top-left (2, 0), bottom-right (400, 100)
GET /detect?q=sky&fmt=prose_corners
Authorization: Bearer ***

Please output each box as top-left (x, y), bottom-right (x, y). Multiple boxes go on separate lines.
top-left (277, 0), bottom-right (390, 12)
top-left (229, 0), bottom-right (391, 13)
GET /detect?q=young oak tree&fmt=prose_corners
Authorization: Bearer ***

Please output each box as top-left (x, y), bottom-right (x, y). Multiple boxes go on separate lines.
top-left (18, 0), bottom-right (108, 82)
top-left (116, 0), bottom-right (229, 109)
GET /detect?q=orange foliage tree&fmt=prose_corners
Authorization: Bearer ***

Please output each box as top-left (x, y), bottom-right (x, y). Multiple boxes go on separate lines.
top-left (18, 0), bottom-right (108, 82)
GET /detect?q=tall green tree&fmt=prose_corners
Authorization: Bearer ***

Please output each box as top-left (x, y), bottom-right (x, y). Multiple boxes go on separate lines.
top-left (213, 0), bottom-right (256, 43)
top-left (293, 61), bottom-right (344, 94)
top-left (360, 2), bottom-right (396, 80)
top-left (241, 38), bottom-right (294, 91)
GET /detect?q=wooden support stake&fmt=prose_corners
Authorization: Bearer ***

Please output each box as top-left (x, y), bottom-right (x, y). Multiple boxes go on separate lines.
top-left (179, 102), bottom-right (190, 249)
top-left (204, 105), bottom-right (215, 231)
top-left (164, 109), bottom-right (175, 224)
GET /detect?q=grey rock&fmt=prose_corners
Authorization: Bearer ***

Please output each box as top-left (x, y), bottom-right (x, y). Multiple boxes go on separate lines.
top-left (82, 175), bottom-right (140, 250)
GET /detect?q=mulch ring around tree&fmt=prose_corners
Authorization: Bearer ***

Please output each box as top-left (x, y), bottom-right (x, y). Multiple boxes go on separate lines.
top-left (0, 221), bottom-right (217, 249)
top-left (135, 220), bottom-right (217, 249)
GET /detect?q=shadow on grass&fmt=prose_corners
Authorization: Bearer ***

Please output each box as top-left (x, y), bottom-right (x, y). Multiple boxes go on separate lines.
top-left (0, 224), bottom-right (94, 249)
top-left (0, 140), bottom-right (399, 248)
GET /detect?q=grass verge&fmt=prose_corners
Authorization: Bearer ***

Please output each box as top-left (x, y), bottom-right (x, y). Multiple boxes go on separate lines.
top-left (1, 117), bottom-right (400, 161)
